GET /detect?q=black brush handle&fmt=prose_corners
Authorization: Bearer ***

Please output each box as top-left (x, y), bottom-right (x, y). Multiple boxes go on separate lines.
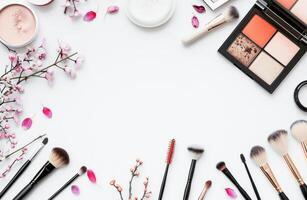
top-left (279, 192), bottom-right (289, 200)
top-left (300, 183), bottom-right (307, 199)
top-left (183, 160), bottom-right (196, 200)
top-left (48, 174), bottom-right (79, 200)
top-left (13, 183), bottom-right (33, 200)
top-left (223, 168), bottom-right (252, 200)
top-left (158, 164), bottom-right (169, 200)
top-left (0, 160), bottom-right (31, 198)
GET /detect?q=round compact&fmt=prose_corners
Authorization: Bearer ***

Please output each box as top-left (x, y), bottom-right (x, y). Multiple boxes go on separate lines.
top-left (294, 80), bottom-right (307, 112)
top-left (27, 0), bottom-right (54, 6)
top-left (0, 3), bottom-right (38, 48)
top-left (126, 0), bottom-right (175, 28)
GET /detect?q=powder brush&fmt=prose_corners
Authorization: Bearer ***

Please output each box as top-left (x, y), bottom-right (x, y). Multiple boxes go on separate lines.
top-left (198, 180), bottom-right (212, 200)
top-left (216, 161), bottom-right (252, 200)
top-left (182, 6), bottom-right (239, 45)
top-left (0, 137), bottom-right (48, 199)
top-left (290, 120), bottom-right (307, 159)
top-left (250, 146), bottom-right (289, 200)
top-left (48, 166), bottom-right (87, 200)
top-left (13, 147), bottom-right (70, 200)
top-left (158, 139), bottom-right (175, 200)
top-left (183, 145), bottom-right (204, 200)
top-left (268, 130), bottom-right (307, 199)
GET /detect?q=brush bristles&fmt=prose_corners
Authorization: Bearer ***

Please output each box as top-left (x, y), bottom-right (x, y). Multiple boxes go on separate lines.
top-left (49, 147), bottom-right (70, 168)
top-left (216, 161), bottom-right (226, 171)
top-left (268, 130), bottom-right (288, 156)
top-left (250, 146), bottom-right (267, 167)
top-left (224, 6), bottom-right (239, 21)
top-left (291, 120), bottom-right (307, 142)
top-left (205, 180), bottom-right (212, 188)
top-left (188, 145), bottom-right (204, 160)
top-left (78, 166), bottom-right (87, 175)
top-left (166, 139), bottom-right (175, 165)
top-left (42, 137), bottom-right (48, 145)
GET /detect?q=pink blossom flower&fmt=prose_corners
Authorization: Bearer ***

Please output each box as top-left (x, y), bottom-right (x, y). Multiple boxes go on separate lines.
top-left (8, 53), bottom-right (17, 63)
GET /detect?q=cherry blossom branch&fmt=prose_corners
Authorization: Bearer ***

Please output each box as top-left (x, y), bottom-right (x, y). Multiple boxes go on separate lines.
top-left (0, 148), bottom-right (27, 178)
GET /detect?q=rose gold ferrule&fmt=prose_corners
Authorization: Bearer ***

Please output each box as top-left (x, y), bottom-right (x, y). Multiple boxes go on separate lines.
top-left (302, 142), bottom-right (307, 160)
top-left (260, 163), bottom-right (283, 193)
top-left (283, 154), bottom-right (304, 185)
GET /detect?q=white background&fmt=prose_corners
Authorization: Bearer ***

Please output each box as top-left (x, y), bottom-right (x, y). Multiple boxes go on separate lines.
top-left (0, 0), bottom-right (306, 199)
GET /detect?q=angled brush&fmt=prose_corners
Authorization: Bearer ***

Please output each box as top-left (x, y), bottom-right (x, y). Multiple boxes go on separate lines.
top-left (291, 120), bottom-right (307, 160)
top-left (158, 139), bottom-right (175, 200)
top-left (268, 130), bottom-right (307, 199)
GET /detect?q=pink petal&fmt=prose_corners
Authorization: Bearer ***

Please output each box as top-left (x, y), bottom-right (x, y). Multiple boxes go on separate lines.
top-left (87, 169), bottom-right (96, 183)
top-left (42, 107), bottom-right (52, 118)
top-left (83, 11), bottom-right (96, 22)
top-left (225, 188), bottom-right (237, 199)
top-left (192, 16), bottom-right (199, 28)
top-left (71, 185), bottom-right (80, 195)
top-left (21, 118), bottom-right (32, 130)
top-left (193, 5), bottom-right (206, 13)
top-left (107, 6), bottom-right (119, 14)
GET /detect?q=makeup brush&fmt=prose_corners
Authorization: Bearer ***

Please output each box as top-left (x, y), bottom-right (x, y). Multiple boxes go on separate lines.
top-left (250, 146), bottom-right (289, 200)
top-left (13, 147), bottom-right (70, 200)
top-left (198, 180), bottom-right (212, 200)
top-left (240, 154), bottom-right (261, 200)
top-left (158, 139), bottom-right (175, 200)
top-left (290, 120), bottom-right (307, 159)
top-left (268, 130), bottom-right (307, 199)
top-left (0, 138), bottom-right (48, 198)
top-left (1, 134), bottom-right (46, 161)
top-left (216, 161), bottom-right (252, 200)
top-left (48, 166), bottom-right (87, 200)
top-left (182, 6), bottom-right (239, 45)
top-left (183, 145), bottom-right (204, 200)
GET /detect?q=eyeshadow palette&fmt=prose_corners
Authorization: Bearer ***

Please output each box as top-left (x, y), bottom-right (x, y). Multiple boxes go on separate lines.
top-left (219, 0), bottom-right (307, 93)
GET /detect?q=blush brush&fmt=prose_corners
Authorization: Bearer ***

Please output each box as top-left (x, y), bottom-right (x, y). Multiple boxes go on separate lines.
top-left (250, 146), bottom-right (289, 200)
top-left (268, 130), bottom-right (307, 199)
top-left (158, 139), bottom-right (175, 200)
top-left (48, 166), bottom-right (87, 200)
top-left (13, 147), bottom-right (70, 200)
top-left (290, 120), bottom-right (307, 160)
top-left (183, 145), bottom-right (204, 200)
top-left (0, 137), bottom-right (48, 199)
top-left (216, 161), bottom-right (252, 200)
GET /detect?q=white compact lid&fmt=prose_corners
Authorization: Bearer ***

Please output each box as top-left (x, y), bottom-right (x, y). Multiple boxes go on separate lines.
top-left (27, 0), bottom-right (54, 6)
top-left (126, 0), bottom-right (175, 28)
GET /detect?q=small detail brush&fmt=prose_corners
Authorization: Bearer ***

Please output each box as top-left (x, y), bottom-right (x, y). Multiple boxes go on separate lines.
top-left (48, 166), bottom-right (87, 200)
top-left (268, 130), bottom-right (307, 199)
top-left (183, 145), bottom-right (204, 200)
top-left (198, 180), bottom-right (212, 200)
top-left (216, 161), bottom-right (252, 200)
top-left (13, 147), bottom-right (70, 200)
top-left (182, 6), bottom-right (239, 45)
top-left (290, 120), bottom-right (307, 160)
top-left (0, 134), bottom-right (46, 161)
top-left (240, 154), bottom-right (261, 200)
top-left (158, 139), bottom-right (175, 200)
top-left (250, 146), bottom-right (289, 200)
top-left (0, 137), bottom-right (48, 199)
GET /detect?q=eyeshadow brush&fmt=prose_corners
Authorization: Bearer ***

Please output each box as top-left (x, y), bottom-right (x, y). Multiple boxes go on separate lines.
top-left (198, 180), bottom-right (212, 200)
top-left (250, 146), bottom-right (289, 200)
top-left (268, 130), bottom-right (307, 199)
top-left (240, 154), bottom-right (261, 200)
top-left (290, 120), bottom-right (307, 160)
top-left (183, 145), bottom-right (204, 200)
top-left (48, 166), bottom-right (87, 200)
top-left (13, 147), bottom-right (70, 200)
top-left (182, 6), bottom-right (239, 45)
top-left (0, 137), bottom-right (48, 199)
top-left (158, 139), bottom-right (175, 200)
top-left (1, 134), bottom-right (46, 162)
top-left (216, 161), bottom-right (252, 200)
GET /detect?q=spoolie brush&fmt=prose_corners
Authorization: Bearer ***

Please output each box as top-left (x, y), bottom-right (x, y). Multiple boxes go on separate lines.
top-left (0, 137), bottom-right (48, 199)
top-left (158, 139), bottom-right (175, 200)
top-left (183, 145), bottom-right (204, 200)
top-left (13, 147), bottom-right (70, 200)
top-left (250, 146), bottom-right (289, 200)
top-left (268, 130), bottom-right (307, 199)
top-left (216, 161), bottom-right (252, 200)
top-left (290, 120), bottom-right (307, 159)
top-left (240, 154), bottom-right (261, 200)
top-left (48, 166), bottom-right (87, 200)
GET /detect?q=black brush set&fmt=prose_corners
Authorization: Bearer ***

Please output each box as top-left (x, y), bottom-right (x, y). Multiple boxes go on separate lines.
top-left (0, 135), bottom-right (87, 200)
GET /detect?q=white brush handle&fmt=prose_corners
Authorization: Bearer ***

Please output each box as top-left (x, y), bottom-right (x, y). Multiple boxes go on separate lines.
top-left (182, 27), bottom-right (209, 45)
